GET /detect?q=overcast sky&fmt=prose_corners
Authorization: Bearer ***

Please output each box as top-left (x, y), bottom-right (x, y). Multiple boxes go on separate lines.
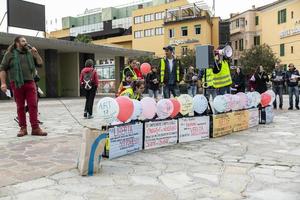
top-left (0, 0), bottom-right (276, 35)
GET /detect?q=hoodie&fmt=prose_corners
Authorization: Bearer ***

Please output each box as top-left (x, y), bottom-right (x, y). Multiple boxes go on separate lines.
top-left (80, 67), bottom-right (99, 88)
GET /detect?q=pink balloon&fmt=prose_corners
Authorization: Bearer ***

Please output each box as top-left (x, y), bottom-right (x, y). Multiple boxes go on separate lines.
top-left (223, 94), bottom-right (233, 112)
top-left (237, 92), bottom-right (248, 109)
top-left (261, 92), bottom-right (271, 108)
top-left (140, 63), bottom-right (151, 75)
top-left (170, 98), bottom-right (181, 118)
top-left (115, 96), bottom-right (134, 122)
top-left (140, 97), bottom-right (157, 119)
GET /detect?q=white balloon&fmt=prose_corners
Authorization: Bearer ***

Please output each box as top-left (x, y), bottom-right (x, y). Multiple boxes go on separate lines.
top-left (131, 99), bottom-right (143, 120)
top-left (231, 95), bottom-right (240, 111)
top-left (193, 95), bottom-right (208, 114)
top-left (237, 92), bottom-right (248, 109)
top-left (157, 99), bottom-right (174, 119)
top-left (97, 97), bottom-right (119, 124)
top-left (224, 94), bottom-right (233, 112)
top-left (266, 90), bottom-right (276, 105)
top-left (252, 91), bottom-right (261, 107)
top-left (140, 97), bottom-right (157, 120)
top-left (246, 92), bottom-right (253, 108)
top-left (177, 94), bottom-right (194, 116)
top-left (213, 95), bottom-right (227, 113)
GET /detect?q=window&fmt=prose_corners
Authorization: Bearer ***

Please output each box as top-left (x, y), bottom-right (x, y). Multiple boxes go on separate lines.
top-left (144, 14), bottom-right (155, 22)
top-left (291, 11), bottom-right (294, 19)
top-left (278, 9), bottom-right (286, 24)
top-left (169, 29), bottom-right (175, 38)
top-left (134, 16), bottom-right (143, 24)
top-left (181, 26), bottom-right (188, 36)
top-left (144, 29), bottom-right (155, 37)
top-left (245, 20), bottom-right (248, 26)
top-left (182, 46), bottom-right (188, 56)
top-left (134, 30), bottom-right (143, 38)
top-left (291, 46), bottom-right (294, 54)
top-left (235, 41), bottom-right (238, 50)
top-left (155, 12), bottom-right (165, 20)
top-left (255, 16), bottom-right (259, 25)
top-left (236, 19), bottom-right (239, 28)
top-left (254, 36), bottom-right (260, 46)
top-left (239, 39), bottom-right (244, 51)
top-left (195, 25), bottom-right (201, 35)
top-left (155, 27), bottom-right (164, 35)
top-left (280, 43), bottom-right (285, 56)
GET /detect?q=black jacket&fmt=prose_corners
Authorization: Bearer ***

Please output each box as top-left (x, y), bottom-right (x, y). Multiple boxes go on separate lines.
top-left (285, 69), bottom-right (300, 87)
top-left (271, 70), bottom-right (285, 86)
top-left (146, 71), bottom-right (159, 90)
top-left (159, 58), bottom-right (183, 85)
top-left (232, 72), bottom-right (245, 92)
top-left (254, 72), bottom-right (269, 94)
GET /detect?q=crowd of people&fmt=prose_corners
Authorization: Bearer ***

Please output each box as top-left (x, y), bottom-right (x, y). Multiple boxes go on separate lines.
top-left (1, 36), bottom-right (299, 137)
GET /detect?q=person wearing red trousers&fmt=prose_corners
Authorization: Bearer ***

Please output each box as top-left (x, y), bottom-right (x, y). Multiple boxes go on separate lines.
top-left (0, 36), bottom-right (47, 137)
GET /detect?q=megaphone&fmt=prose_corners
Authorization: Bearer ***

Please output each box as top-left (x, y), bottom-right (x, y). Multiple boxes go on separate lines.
top-left (216, 45), bottom-right (233, 58)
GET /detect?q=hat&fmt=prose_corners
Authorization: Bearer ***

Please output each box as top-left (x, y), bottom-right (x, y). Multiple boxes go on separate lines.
top-left (163, 45), bottom-right (174, 52)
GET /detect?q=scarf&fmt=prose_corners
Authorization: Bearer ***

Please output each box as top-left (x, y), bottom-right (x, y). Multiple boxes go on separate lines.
top-left (12, 49), bottom-right (35, 88)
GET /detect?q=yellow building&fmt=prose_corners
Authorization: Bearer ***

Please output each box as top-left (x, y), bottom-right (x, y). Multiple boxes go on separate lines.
top-left (230, 0), bottom-right (300, 68)
top-left (49, 0), bottom-right (225, 58)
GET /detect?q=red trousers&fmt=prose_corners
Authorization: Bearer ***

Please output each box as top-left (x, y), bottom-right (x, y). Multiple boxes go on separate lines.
top-left (11, 81), bottom-right (39, 129)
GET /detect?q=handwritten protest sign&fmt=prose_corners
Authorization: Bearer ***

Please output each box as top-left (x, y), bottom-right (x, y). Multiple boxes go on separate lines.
top-left (232, 110), bottom-right (249, 132)
top-left (178, 116), bottom-right (209, 143)
top-left (108, 123), bottom-right (143, 159)
top-left (248, 108), bottom-right (259, 128)
top-left (144, 120), bottom-right (178, 150)
top-left (212, 113), bottom-right (234, 138)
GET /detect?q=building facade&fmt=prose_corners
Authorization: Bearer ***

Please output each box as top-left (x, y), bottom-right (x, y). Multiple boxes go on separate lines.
top-left (230, 0), bottom-right (300, 68)
top-left (49, 0), bottom-right (228, 58)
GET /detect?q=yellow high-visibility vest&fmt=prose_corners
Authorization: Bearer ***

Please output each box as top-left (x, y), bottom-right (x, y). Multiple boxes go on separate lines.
top-left (160, 58), bottom-right (180, 83)
top-left (202, 68), bottom-right (214, 87)
top-left (120, 87), bottom-right (140, 100)
top-left (213, 60), bottom-right (232, 88)
top-left (122, 66), bottom-right (137, 81)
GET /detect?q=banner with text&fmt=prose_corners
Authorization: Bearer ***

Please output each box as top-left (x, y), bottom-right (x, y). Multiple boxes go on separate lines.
top-left (108, 123), bottom-right (143, 159)
top-left (232, 110), bottom-right (249, 132)
top-left (178, 116), bottom-right (210, 143)
top-left (248, 108), bottom-right (259, 128)
top-left (212, 113), bottom-right (234, 138)
top-left (144, 120), bottom-right (178, 150)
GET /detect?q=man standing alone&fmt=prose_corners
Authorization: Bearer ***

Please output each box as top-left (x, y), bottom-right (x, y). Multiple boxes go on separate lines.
top-left (0, 36), bottom-right (47, 137)
top-left (271, 63), bottom-right (285, 109)
top-left (285, 63), bottom-right (299, 110)
top-left (159, 46), bottom-right (183, 98)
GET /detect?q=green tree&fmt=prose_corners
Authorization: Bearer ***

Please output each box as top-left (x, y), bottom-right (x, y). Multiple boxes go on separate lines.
top-left (74, 34), bottom-right (92, 43)
top-left (240, 44), bottom-right (280, 75)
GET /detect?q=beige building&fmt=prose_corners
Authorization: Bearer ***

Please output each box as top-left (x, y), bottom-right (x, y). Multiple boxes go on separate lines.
top-left (230, 0), bottom-right (300, 68)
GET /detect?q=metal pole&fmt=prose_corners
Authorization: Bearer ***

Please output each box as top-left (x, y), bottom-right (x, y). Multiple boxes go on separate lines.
top-left (0, 12), bottom-right (7, 28)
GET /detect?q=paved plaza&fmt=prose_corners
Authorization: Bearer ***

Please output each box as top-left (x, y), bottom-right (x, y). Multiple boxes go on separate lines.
top-left (0, 97), bottom-right (300, 200)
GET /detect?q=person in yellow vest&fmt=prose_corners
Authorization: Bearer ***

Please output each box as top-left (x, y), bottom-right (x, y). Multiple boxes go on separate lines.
top-left (199, 68), bottom-right (217, 100)
top-left (120, 80), bottom-right (145, 101)
top-left (159, 46), bottom-right (183, 98)
top-left (213, 49), bottom-right (232, 95)
top-left (117, 59), bottom-right (138, 96)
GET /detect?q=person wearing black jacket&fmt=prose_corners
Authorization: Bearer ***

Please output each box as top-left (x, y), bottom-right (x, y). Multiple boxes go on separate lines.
top-left (271, 63), bottom-right (285, 109)
top-left (232, 67), bottom-right (245, 94)
top-left (146, 65), bottom-right (159, 99)
top-left (285, 63), bottom-right (299, 110)
top-left (254, 65), bottom-right (269, 94)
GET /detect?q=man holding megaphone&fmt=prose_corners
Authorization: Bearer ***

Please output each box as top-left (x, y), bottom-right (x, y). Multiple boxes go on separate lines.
top-left (0, 36), bottom-right (47, 137)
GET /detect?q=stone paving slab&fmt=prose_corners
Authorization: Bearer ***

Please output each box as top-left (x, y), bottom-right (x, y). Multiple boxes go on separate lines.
top-left (0, 97), bottom-right (300, 199)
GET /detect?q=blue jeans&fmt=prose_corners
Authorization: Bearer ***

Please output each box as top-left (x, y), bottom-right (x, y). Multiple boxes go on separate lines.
top-left (148, 89), bottom-right (159, 98)
top-left (273, 85), bottom-right (283, 108)
top-left (217, 86), bottom-right (230, 95)
top-left (188, 85), bottom-right (197, 97)
top-left (288, 86), bottom-right (299, 108)
top-left (163, 84), bottom-right (180, 98)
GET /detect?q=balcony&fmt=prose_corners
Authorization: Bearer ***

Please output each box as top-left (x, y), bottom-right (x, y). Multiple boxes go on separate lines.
top-left (230, 25), bottom-right (245, 35)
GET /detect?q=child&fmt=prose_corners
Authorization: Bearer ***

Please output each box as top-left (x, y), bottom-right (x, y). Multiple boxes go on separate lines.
top-left (117, 71), bottom-right (134, 96)
top-left (146, 65), bottom-right (159, 99)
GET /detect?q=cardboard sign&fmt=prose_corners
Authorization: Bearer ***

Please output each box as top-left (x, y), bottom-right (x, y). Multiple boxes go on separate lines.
top-left (144, 120), bottom-right (178, 150)
top-left (232, 110), bottom-right (249, 132)
top-left (178, 116), bottom-right (210, 143)
top-left (248, 108), bottom-right (259, 128)
top-left (212, 112), bottom-right (234, 138)
top-left (108, 123), bottom-right (143, 159)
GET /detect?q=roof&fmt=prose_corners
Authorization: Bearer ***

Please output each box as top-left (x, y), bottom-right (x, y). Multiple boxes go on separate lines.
top-left (256, 0), bottom-right (287, 11)
top-left (0, 32), bottom-right (153, 57)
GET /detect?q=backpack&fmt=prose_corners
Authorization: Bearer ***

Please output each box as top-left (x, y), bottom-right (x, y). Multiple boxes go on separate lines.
top-left (83, 70), bottom-right (95, 90)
